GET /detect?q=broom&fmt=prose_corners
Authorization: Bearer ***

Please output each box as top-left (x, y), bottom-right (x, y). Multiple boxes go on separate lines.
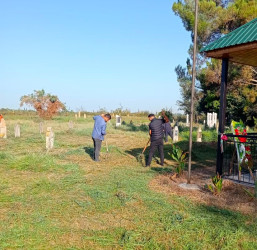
top-left (137, 138), bottom-right (150, 166)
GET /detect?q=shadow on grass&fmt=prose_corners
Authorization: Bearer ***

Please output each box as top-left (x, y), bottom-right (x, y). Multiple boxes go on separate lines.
top-left (126, 141), bottom-right (217, 170)
top-left (115, 123), bottom-right (149, 132)
top-left (125, 144), bottom-right (174, 167)
top-left (83, 146), bottom-right (94, 160)
top-left (150, 167), bottom-right (173, 174)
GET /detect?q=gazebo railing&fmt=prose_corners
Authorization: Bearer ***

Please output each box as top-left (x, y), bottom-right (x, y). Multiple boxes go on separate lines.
top-left (223, 133), bottom-right (257, 186)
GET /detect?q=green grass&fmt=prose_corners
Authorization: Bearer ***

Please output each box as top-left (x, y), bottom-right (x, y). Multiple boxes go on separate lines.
top-left (0, 115), bottom-right (256, 249)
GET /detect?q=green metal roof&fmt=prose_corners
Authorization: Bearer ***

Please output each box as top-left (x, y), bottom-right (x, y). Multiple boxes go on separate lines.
top-left (201, 18), bottom-right (257, 52)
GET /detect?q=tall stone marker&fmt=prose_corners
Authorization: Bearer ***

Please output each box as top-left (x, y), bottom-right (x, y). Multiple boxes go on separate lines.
top-left (84, 114), bottom-right (87, 119)
top-left (78, 111), bottom-right (81, 118)
top-left (186, 114), bottom-right (189, 127)
top-left (116, 115), bottom-right (121, 127)
top-left (14, 124), bottom-right (21, 138)
top-left (173, 126), bottom-right (179, 142)
top-left (207, 112), bottom-right (217, 128)
top-left (197, 127), bottom-right (202, 142)
top-left (75, 114), bottom-right (78, 120)
top-left (39, 122), bottom-right (44, 134)
top-left (46, 127), bottom-right (54, 150)
top-left (0, 118), bottom-right (7, 139)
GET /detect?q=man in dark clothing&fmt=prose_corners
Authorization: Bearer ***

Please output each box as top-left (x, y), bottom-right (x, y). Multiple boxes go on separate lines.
top-left (163, 117), bottom-right (173, 142)
top-left (146, 113), bottom-right (166, 167)
top-left (92, 113), bottom-right (111, 161)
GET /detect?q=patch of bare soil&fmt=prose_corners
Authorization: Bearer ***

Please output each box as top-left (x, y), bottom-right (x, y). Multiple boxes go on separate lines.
top-left (150, 167), bottom-right (257, 215)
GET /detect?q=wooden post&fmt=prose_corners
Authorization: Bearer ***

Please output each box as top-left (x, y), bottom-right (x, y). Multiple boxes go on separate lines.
top-left (187, 0), bottom-right (198, 184)
top-left (216, 58), bottom-right (229, 175)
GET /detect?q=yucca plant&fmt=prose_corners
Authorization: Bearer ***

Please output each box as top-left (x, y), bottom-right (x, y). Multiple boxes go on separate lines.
top-left (207, 174), bottom-right (223, 195)
top-left (169, 145), bottom-right (188, 176)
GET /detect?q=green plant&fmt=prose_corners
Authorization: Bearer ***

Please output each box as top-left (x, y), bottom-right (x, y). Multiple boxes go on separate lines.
top-left (207, 175), bottom-right (223, 195)
top-left (169, 145), bottom-right (188, 176)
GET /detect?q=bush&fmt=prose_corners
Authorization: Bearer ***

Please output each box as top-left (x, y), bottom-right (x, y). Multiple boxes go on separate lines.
top-left (168, 145), bottom-right (188, 176)
top-left (206, 175), bottom-right (223, 195)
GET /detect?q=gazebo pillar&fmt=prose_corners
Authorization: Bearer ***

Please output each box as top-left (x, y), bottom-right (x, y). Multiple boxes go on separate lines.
top-left (216, 58), bottom-right (229, 175)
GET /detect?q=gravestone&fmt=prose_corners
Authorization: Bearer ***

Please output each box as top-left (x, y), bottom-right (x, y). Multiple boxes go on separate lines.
top-left (0, 118), bottom-right (7, 139)
top-left (75, 114), bottom-right (78, 119)
top-left (207, 112), bottom-right (217, 128)
top-left (116, 115), bottom-right (121, 127)
top-left (197, 127), bottom-right (202, 142)
top-left (39, 122), bottom-right (44, 134)
top-left (186, 114), bottom-right (189, 127)
top-left (14, 124), bottom-right (21, 138)
top-left (68, 120), bottom-right (74, 129)
top-left (78, 111), bottom-right (81, 118)
top-left (173, 126), bottom-right (179, 142)
top-left (84, 114), bottom-right (87, 119)
top-left (46, 127), bottom-right (54, 150)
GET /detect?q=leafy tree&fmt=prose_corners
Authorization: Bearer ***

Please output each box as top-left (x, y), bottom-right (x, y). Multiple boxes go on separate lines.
top-left (172, 0), bottom-right (257, 126)
top-left (20, 90), bottom-right (66, 119)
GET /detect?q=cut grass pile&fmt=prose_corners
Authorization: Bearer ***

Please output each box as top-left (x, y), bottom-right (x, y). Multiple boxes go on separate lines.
top-left (0, 114), bottom-right (256, 249)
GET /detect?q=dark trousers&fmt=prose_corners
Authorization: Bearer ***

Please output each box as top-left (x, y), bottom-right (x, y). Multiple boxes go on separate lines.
top-left (147, 138), bottom-right (164, 166)
top-left (92, 138), bottom-right (102, 161)
top-left (165, 130), bottom-right (173, 142)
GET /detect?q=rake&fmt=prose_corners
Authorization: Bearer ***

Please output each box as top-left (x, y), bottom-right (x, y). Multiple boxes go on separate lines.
top-left (136, 138), bottom-right (150, 166)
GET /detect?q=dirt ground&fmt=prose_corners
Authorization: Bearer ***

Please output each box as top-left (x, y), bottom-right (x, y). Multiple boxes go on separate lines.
top-left (150, 166), bottom-right (257, 215)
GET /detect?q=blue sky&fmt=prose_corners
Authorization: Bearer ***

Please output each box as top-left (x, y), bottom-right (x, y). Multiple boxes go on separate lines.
top-left (0, 0), bottom-right (191, 113)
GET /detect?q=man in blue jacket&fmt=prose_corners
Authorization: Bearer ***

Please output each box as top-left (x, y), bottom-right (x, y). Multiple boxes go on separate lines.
top-left (92, 113), bottom-right (111, 161)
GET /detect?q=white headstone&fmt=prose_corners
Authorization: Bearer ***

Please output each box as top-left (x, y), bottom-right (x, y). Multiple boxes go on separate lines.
top-left (46, 127), bottom-right (54, 150)
top-left (39, 122), bottom-right (44, 134)
top-left (186, 114), bottom-right (189, 127)
top-left (173, 126), bottom-right (179, 142)
top-left (75, 114), bottom-right (78, 119)
top-left (0, 118), bottom-right (7, 139)
top-left (78, 111), bottom-right (81, 118)
top-left (197, 127), bottom-right (202, 142)
top-left (116, 115), bottom-right (121, 127)
top-left (213, 112), bottom-right (217, 127)
top-left (207, 112), bottom-right (217, 128)
top-left (84, 114), bottom-right (87, 119)
top-left (14, 124), bottom-right (20, 138)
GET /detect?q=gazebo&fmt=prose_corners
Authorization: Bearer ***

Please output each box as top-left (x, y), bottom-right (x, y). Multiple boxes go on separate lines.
top-left (201, 17), bottom-right (257, 183)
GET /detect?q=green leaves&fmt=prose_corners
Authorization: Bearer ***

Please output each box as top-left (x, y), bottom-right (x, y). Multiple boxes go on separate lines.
top-left (207, 174), bottom-right (223, 195)
top-left (169, 145), bottom-right (188, 176)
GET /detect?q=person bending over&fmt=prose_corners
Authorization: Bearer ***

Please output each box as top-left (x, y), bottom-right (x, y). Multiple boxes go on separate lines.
top-left (92, 113), bottom-right (111, 161)
top-left (146, 112), bottom-right (168, 167)
top-left (163, 116), bottom-right (173, 142)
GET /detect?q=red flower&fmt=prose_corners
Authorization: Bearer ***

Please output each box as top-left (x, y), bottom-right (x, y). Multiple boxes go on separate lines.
top-left (221, 135), bottom-right (228, 141)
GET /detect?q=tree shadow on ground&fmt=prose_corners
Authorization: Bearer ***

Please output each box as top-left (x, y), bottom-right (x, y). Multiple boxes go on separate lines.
top-left (115, 123), bottom-right (149, 132)
top-left (83, 146), bottom-right (94, 160)
top-left (125, 144), bottom-right (174, 166)
top-left (126, 141), bottom-right (217, 170)
top-left (150, 167), bottom-right (174, 174)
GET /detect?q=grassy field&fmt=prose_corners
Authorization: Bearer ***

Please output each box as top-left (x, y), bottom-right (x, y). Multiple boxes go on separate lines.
top-left (0, 114), bottom-right (256, 249)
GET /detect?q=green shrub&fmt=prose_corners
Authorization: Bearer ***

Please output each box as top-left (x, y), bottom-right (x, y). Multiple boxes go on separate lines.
top-left (207, 175), bottom-right (223, 195)
top-left (169, 145), bottom-right (188, 176)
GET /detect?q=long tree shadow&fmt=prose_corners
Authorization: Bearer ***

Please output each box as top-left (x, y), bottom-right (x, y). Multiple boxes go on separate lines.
top-left (125, 141), bottom-right (217, 170)
top-left (125, 144), bottom-right (174, 168)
